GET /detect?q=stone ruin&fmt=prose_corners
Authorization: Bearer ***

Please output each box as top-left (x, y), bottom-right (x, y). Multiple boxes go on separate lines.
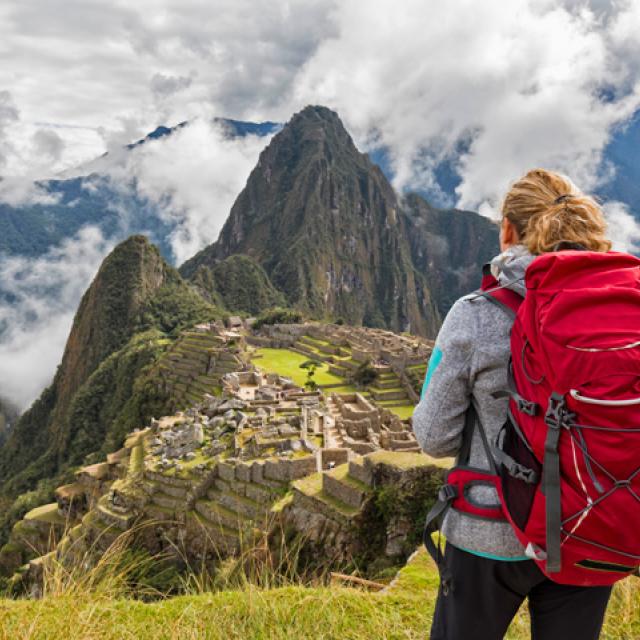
top-left (252, 321), bottom-right (432, 369)
top-left (149, 419), bottom-right (204, 460)
top-left (326, 392), bottom-right (420, 455)
top-left (3, 321), bottom-right (441, 594)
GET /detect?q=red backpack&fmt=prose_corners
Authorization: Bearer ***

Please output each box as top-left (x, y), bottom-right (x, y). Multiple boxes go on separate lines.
top-left (424, 249), bottom-right (640, 587)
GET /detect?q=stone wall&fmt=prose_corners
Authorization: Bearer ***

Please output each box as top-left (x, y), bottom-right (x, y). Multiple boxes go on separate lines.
top-left (320, 448), bottom-right (350, 470)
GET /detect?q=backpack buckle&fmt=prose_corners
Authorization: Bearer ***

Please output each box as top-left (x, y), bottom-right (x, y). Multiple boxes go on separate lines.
top-left (544, 393), bottom-right (574, 430)
top-left (516, 397), bottom-right (539, 416)
top-left (438, 484), bottom-right (458, 503)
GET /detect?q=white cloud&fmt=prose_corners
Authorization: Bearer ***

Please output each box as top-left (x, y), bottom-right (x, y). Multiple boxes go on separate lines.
top-left (602, 200), bottom-right (640, 253)
top-left (99, 118), bottom-right (272, 263)
top-left (151, 72), bottom-right (194, 100)
top-left (0, 90), bottom-right (19, 169)
top-left (32, 128), bottom-right (65, 163)
top-left (0, 0), bottom-right (336, 172)
top-left (0, 226), bottom-right (113, 411)
top-left (293, 0), bottom-right (640, 216)
top-left (0, 177), bottom-right (60, 206)
top-left (3, 0), bottom-right (639, 226)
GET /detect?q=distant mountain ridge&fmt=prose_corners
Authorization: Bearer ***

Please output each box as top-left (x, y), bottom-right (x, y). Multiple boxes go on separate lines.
top-left (1, 108), bottom-right (638, 265)
top-left (0, 117), bottom-right (279, 262)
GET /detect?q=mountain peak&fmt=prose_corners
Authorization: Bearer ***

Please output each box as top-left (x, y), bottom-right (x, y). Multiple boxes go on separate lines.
top-left (180, 105), bottom-right (440, 336)
top-left (279, 104), bottom-right (356, 156)
top-left (291, 104), bottom-right (346, 127)
top-left (0, 233), bottom-right (217, 494)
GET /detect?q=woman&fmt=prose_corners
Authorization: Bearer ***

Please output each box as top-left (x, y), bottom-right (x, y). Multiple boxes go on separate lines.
top-left (412, 168), bottom-right (614, 640)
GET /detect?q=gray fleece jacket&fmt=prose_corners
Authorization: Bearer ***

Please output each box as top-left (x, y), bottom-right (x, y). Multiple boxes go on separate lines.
top-left (412, 245), bottom-right (536, 559)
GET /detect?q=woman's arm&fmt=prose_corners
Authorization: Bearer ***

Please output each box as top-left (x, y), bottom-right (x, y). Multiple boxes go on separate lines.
top-left (412, 298), bottom-right (475, 458)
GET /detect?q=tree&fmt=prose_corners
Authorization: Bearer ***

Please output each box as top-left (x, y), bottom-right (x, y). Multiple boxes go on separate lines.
top-left (353, 360), bottom-right (378, 388)
top-left (300, 359), bottom-right (321, 391)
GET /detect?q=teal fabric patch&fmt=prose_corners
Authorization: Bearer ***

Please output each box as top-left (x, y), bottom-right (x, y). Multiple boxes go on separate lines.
top-left (420, 346), bottom-right (443, 399)
top-left (454, 543), bottom-right (530, 562)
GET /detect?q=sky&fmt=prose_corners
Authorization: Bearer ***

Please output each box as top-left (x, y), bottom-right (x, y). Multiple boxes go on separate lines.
top-left (1, 0), bottom-right (640, 411)
top-left (1, 0), bottom-right (639, 203)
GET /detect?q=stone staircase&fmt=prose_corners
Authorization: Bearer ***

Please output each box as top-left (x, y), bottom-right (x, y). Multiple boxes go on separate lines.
top-left (368, 371), bottom-right (412, 407)
top-left (324, 397), bottom-right (344, 447)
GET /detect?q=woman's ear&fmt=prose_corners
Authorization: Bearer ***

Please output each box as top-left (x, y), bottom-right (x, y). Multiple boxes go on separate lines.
top-left (500, 218), bottom-right (520, 251)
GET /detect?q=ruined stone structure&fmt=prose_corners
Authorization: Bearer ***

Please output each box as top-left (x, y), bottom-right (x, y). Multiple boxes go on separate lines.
top-left (325, 393), bottom-right (420, 454)
top-left (248, 322), bottom-right (432, 408)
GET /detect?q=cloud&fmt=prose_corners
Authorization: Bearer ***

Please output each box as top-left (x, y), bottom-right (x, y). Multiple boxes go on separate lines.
top-left (0, 177), bottom-right (60, 206)
top-left (0, 0), bottom-right (336, 173)
top-left (151, 72), bottom-right (194, 100)
top-left (602, 200), bottom-right (640, 253)
top-left (3, 0), bottom-right (639, 229)
top-left (0, 90), bottom-right (19, 169)
top-left (107, 118), bottom-right (273, 263)
top-left (0, 226), bottom-right (113, 412)
top-left (292, 0), bottom-right (640, 217)
top-left (32, 128), bottom-right (65, 163)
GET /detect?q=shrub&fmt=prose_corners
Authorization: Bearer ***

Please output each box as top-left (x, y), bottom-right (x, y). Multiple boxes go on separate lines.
top-left (253, 307), bottom-right (303, 329)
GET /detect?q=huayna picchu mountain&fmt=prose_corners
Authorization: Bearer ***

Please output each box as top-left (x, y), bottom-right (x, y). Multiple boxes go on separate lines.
top-left (0, 236), bottom-right (217, 497)
top-left (181, 105), bottom-right (498, 337)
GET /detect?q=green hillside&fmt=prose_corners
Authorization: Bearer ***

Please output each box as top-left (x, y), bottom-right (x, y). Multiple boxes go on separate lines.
top-left (0, 236), bottom-right (217, 499)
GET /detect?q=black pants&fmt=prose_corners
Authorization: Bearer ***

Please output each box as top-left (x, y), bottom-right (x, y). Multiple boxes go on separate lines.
top-left (430, 545), bottom-right (612, 640)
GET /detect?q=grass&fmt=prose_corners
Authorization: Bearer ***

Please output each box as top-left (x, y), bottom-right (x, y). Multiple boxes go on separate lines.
top-left (364, 450), bottom-right (453, 471)
top-left (325, 385), bottom-right (359, 394)
top-left (1, 547), bottom-right (638, 639)
top-left (24, 504), bottom-right (65, 525)
top-left (251, 348), bottom-right (345, 387)
top-left (0, 514), bottom-right (637, 639)
top-left (382, 405), bottom-right (415, 420)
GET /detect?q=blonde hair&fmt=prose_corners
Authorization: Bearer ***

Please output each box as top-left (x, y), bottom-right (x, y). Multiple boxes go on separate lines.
top-left (501, 168), bottom-right (611, 254)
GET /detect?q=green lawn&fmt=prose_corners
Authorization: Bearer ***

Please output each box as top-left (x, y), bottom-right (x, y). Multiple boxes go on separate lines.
top-left (383, 405), bottom-right (415, 420)
top-left (251, 348), bottom-right (345, 387)
top-left (325, 385), bottom-right (359, 394)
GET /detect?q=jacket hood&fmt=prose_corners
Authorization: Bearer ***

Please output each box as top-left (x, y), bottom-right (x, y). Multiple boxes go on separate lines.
top-left (489, 244), bottom-right (535, 297)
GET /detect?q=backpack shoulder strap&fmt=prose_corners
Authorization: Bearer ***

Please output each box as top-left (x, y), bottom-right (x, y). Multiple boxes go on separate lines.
top-left (478, 263), bottom-right (523, 319)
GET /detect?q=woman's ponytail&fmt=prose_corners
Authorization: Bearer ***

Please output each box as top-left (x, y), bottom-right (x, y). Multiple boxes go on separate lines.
top-left (501, 169), bottom-right (611, 254)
